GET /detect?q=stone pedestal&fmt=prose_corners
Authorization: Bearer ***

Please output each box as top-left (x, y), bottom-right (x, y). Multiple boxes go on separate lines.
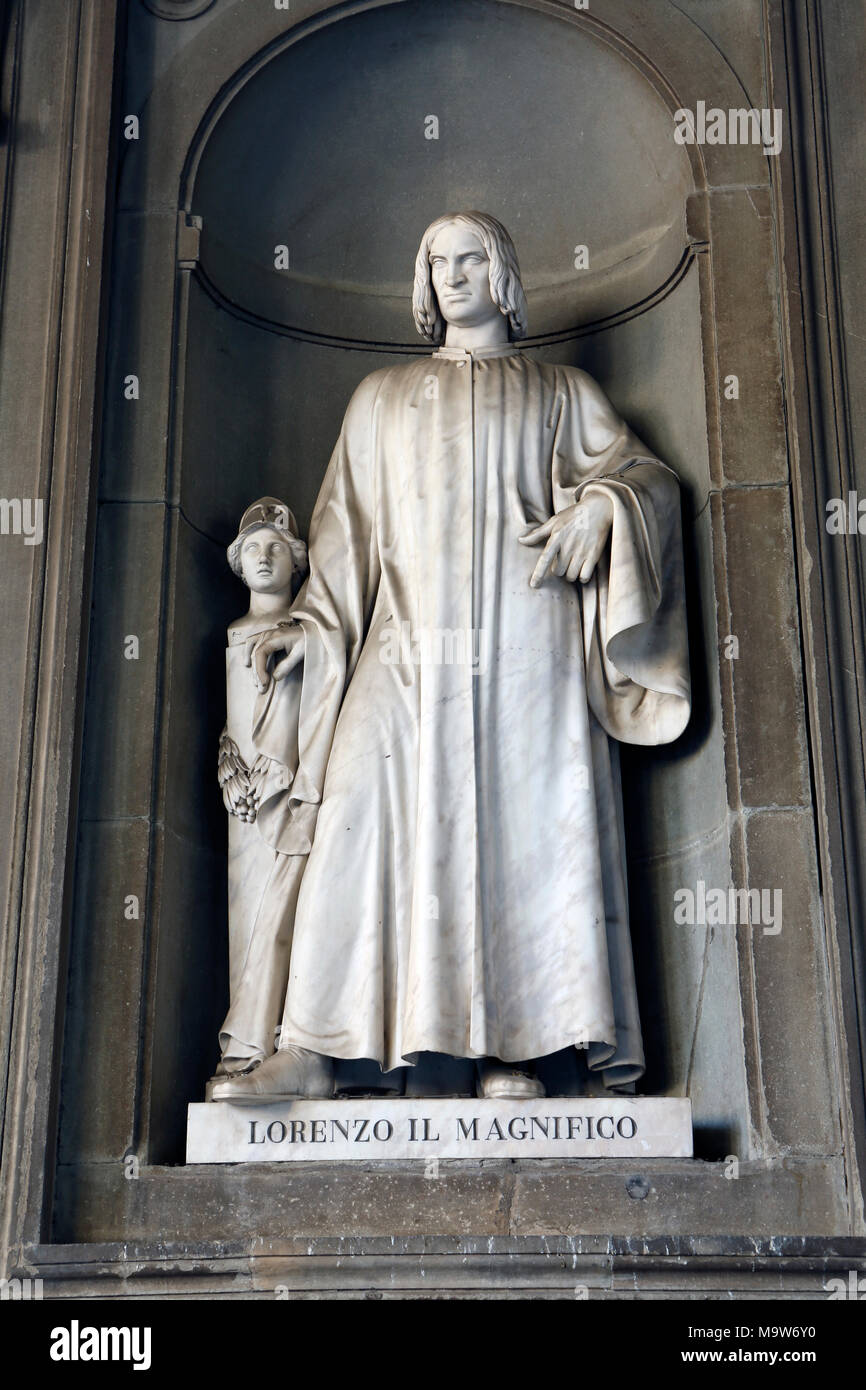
top-left (187, 1097), bottom-right (692, 1163)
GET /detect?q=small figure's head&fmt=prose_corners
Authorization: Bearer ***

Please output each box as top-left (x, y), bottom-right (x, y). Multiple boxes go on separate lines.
top-left (413, 211), bottom-right (528, 345)
top-left (227, 498), bottom-right (308, 596)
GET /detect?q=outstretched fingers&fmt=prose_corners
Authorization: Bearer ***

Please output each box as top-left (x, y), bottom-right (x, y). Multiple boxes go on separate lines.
top-left (253, 638), bottom-right (275, 689)
top-left (578, 530), bottom-right (607, 584)
top-left (273, 639), bottom-right (303, 681)
top-left (530, 534), bottom-right (563, 589)
top-left (519, 516), bottom-right (557, 546)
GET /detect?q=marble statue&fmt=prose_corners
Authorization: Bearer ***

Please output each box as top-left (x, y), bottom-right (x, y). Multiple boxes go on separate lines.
top-left (211, 498), bottom-right (308, 1086)
top-left (212, 211), bottom-right (690, 1104)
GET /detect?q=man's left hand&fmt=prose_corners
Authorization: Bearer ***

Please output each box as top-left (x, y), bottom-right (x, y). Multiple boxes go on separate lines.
top-left (519, 492), bottom-right (614, 589)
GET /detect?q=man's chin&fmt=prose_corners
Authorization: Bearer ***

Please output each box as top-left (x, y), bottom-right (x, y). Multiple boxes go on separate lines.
top-left (441, 311), bottom-right (502, 331)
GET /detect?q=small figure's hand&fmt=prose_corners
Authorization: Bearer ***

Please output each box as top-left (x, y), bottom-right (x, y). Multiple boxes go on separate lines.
top-left (519, 492), bottom-right (614, 589)
top-left (244, 623), bottom-right (303, 690)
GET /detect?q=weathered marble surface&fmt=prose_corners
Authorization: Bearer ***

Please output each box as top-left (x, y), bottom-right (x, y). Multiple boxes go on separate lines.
top-left (187, 1097), bottom-right (693, 1162)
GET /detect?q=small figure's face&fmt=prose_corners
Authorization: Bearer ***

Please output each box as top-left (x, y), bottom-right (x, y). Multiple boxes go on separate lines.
top-left (240, 526), bottom-right (295, 594)
top-left (428, 224), bottom-right (500, 330)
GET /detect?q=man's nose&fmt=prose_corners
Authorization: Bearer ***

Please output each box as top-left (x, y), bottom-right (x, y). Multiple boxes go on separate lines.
top-left (444, 260), bottom-right (466, 285)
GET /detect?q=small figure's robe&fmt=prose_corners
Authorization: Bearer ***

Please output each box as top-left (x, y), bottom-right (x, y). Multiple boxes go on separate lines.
top-left (218, 623), bottom-right (302, 1066)
top-left (253, 344), bottom-right (690, 1086)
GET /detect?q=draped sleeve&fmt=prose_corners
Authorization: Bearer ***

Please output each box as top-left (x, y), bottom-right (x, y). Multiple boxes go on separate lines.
top-left (251, 370), bottom-right (384, 853)
top-left (550, 368), bottom-right (691, 746)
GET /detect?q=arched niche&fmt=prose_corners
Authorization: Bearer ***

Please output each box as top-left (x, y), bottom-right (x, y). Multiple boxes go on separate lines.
top-left (143, 0), bottom-right (743, 1152)
top-left (65, 0), bottom-right (767, 1168)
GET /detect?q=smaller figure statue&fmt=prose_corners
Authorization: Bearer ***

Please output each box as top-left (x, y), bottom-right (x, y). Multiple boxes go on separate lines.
top-left (210, 498), bottom-right (308, 1091)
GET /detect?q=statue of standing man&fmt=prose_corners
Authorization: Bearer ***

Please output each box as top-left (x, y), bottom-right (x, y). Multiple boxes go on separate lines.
top-left (213, 212), bottom-right (690, 1104)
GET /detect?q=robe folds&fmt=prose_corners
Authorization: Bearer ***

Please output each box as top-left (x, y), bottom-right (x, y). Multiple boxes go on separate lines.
top-left (252, 344), bottom-right (690, 1086)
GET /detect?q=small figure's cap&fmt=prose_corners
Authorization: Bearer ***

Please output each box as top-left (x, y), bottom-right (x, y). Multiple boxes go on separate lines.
top-left (237, 497), bottom-right (299, 537)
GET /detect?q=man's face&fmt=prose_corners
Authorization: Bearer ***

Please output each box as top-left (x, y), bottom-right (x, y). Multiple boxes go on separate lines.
top-left (428, 224), bottom-right (500, 331)
top-left (240, 526), bottom-right (295, 595)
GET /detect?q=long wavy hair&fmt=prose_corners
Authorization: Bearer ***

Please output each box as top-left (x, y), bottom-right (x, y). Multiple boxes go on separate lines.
top-left (412, 212), bottom-right (529, 344)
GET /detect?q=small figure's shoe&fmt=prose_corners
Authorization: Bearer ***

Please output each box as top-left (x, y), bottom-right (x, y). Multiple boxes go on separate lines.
top-left (477, 1060), bottom-right (545, 1100)
top-left (211, 1047), bottom-right (333, 1102)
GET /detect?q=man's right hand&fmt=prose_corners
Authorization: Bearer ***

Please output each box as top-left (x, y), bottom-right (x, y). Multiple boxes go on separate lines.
top-left (243, 624), bottom-right (304, 690)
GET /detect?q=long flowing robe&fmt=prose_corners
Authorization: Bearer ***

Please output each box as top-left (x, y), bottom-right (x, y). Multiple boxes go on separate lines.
top-left (218, 619), bottom-right (302, 1065)
top-left (252, 344), bottom-right (690, 1087)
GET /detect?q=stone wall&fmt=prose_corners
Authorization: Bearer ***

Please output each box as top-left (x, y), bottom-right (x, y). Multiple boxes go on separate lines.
top-left (2, 0), bottom-right (865, 1298)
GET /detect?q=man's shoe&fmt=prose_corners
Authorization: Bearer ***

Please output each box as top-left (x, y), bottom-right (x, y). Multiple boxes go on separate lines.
top-left (211, 1047), bottom-right (332, 1102)
top-left (478, 1060), bottom-right (545, 1100)
top-left (204, 1056), bottom-right (262, 1102)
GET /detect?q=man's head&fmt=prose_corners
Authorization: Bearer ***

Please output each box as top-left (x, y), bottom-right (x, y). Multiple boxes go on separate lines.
top-left (227, 497), bottom-right (307, 595)
top-left (413, 212), bottom-right (528, 344)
